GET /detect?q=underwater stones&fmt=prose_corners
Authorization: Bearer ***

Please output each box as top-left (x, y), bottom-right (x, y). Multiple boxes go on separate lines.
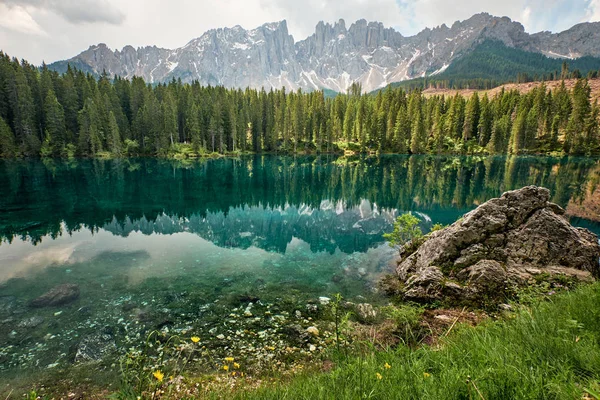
top-left (396, 186), bottom-right (600, 304)
top-left (74, 332), bottom-right (117, 363)
top-left (0, 296), bottom-right (17, 315)
top-left (29, 284), bottom-right (80, 308)
top-left (17, 316), bottom-right (45, 329)
top-left (306, 304), bottom-right (318, 314)
top-left (318, 297), bottom-right (331, 305)
top-left (237, 293), bottom-right (260, 304)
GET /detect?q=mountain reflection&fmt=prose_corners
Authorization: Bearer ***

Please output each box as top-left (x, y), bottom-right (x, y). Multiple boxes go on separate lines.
top-left (103, 200), bottom-right (397, 254)
top-left (1, 155), bottom-right (599, 250)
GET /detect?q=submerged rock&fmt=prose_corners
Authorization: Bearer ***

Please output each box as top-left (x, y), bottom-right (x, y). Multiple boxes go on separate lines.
top-left (74, 332), bottom-right (117, 363)
top-left (17, 316), bottom-right (45, 329)
top-left (29, 284), bottom-right (80, 308)
top-left (395, 186), bottom-right (600, 303)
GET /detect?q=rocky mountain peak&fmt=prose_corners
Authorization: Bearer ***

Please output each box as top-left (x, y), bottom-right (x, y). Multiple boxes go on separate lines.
top-left (48, 14), bottom-right (600, 93)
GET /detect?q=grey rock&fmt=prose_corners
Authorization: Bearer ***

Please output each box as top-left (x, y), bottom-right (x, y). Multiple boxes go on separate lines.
top-left (354, 303), bottom-right (378, 323)
top-left (29, 284), bottom-right (80, 308)
top-left (396, 186), bottom-right (600, 303)
top-left (404, 266), bottom-right (445, 301)
top-left (48, 13), bottom-right (600, 94)
top-left (74, 333), bottom-right (117, 363)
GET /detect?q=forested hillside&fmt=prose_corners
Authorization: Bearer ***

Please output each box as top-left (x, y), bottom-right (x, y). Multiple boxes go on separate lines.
top-left (381, 40), bottom-right (600, 91)
top-left (0, 51), bottom-right (599, 158)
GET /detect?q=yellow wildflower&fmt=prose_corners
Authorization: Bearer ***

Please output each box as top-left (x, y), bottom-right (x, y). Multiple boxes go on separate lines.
top-left (225, 357), bottom-right (234, 362)
top-left (384, 363), bottom-right (391, 369)
top-left (153, 370), bottom-right (164, 382)
top-left (376, 373), bottom-right (383, 380)
top-left (223, 365), bottom-right (229, 371)
top-left (233, 362), bottom-right (240, 369)
top-left (191, 336), bottom-right (200, 343)
top-left (423, 372), bottom-right (431, 378)
top-left (232, 371), bottom-right (237, 376)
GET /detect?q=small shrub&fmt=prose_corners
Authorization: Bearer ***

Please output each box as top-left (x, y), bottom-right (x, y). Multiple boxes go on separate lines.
top-left (124, 139), bottom-right (140, 157)
top-left (384, 213), bottom-right (423, 247)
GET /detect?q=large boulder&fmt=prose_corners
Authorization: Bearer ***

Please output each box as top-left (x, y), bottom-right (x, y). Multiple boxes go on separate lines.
top-left (396, 186), bottom-right (600, 303)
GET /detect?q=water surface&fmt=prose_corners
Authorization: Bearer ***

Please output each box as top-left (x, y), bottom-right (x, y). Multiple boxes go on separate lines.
top-left (1, 155), bottom-right (599, 389)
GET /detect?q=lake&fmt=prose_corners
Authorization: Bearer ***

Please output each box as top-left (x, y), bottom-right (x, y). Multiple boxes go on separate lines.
top-left (1, 155), bottom-right (600, 391)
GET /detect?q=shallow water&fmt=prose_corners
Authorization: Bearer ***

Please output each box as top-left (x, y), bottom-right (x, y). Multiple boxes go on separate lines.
top-left (1, 155), bottom-right (599, 390)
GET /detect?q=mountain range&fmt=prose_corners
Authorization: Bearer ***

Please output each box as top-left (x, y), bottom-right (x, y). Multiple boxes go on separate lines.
top-left (48, 13), bottom-right (600, 93)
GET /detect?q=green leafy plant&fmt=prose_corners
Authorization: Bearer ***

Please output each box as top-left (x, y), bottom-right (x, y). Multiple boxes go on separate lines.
top-left (330, 293), bottom-right (352, 361)
top-left (383, 213), bottom-right (423, 247)
top-left (114, 330), bottom-right (201, 399)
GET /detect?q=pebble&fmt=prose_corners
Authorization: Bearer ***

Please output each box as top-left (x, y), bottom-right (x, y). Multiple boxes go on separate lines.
top-left (433, 315), bottom-right (454, 323)
top-left (318, 297), bottom-right (331, 305)
top-left (306, 326), bottom-right (319, 336)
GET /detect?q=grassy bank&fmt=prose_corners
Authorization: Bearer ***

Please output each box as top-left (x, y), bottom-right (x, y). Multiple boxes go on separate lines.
top-left (206, 283), bottom-right (600, 400)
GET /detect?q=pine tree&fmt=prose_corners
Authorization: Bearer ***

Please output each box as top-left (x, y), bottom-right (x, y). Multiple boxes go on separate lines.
top-left (477, 95), bottom-right (492, 147)
top-left (410, 102), bottom-right (427, 154)
top-left (0, 116), bottom-right (16, 157)
top-left (565, 79), bottom-right (591, 154)
top-left (488, 115), bottom-right (510, 154)
top-left (463, 92), bottom-right (480, 142)
top-left (107, 111), bottom-right (122, 156)
top-left (43, 89), bottom-right (66, 156)
top-left (8, 64), bottom-right (38, 154)
top-left (509, 109), bottom-right (527, 154)
top-left (188, 103), bottom-right (202, 153)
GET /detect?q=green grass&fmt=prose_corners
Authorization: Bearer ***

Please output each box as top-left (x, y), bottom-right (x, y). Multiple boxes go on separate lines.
top-left (222, 283), bottom-right (600, 400)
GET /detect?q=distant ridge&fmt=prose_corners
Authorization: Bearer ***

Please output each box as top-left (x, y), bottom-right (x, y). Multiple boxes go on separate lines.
top-left (47, 13), bottom-right (600, 93)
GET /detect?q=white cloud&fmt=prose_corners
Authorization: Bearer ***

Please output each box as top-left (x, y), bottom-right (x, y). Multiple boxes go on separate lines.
top-left (586, 0), bottom-right (600, 21)
top-left (0, 3), bottom-right (46, 35)
top-left (3, 0), bottom-right (125, 24)
top-left (521, 6), bottom-right (532, 28)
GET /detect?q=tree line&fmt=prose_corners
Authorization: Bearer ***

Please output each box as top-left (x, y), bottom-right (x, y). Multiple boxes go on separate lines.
top-left (0, 51), bottom-right (599, 158)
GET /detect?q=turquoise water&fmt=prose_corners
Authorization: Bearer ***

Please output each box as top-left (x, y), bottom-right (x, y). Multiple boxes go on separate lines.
top-left (0, 155), bottom-right (599, 391)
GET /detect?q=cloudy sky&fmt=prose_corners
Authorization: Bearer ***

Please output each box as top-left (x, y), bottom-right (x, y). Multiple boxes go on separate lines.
top-left (1, 0), bottom-right (599, 65)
